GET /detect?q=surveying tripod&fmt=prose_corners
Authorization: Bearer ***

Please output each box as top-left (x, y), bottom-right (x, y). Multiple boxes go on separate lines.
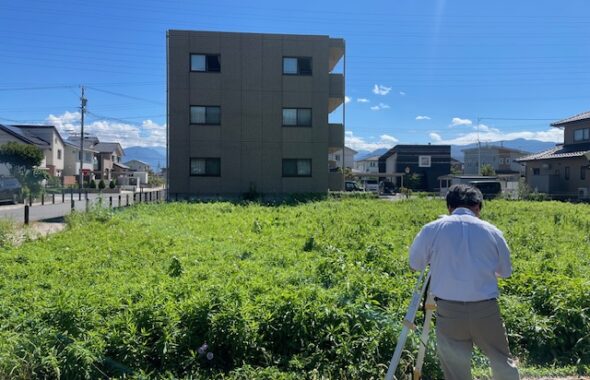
top-left (385, 269), bottom-right (436, 380)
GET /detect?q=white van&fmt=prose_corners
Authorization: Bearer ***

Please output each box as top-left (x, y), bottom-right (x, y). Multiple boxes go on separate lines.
top-left (364, 179), bottom-right (379, 193)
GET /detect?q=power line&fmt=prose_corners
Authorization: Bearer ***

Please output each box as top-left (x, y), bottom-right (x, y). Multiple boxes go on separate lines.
top-left (84, 87), bottom-right (164, 105)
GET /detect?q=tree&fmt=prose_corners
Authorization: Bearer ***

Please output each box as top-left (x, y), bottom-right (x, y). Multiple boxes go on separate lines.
top-left (89, 179), bottom-right (97, 189)
top-left (0, 142), bottom-right (45, 197)
top-left (480, 164), bottom-right (496, 176)
top-left (98, 179), bottom-right (106, 190)
top-left (109, 180), bottom-right (116, 189)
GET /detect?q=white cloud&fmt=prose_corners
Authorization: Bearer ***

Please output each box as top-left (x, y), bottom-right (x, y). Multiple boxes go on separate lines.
top-left (345, 131), bottom-right (397, 152)
top-left (429, 128), bottom-right (563, 145)
top-left (473, 123), bottom-right (500, 133)
top-left (429, 132), bottom-right (442, 142)
top-left (370, 103), bottom-right (391, 111)
top-left (450, 117), bottom-right (473, 127)
top-left (46, 111), bottom-right (166, 148)
top-left (357, 98), bottom-right (370, 103)
top-left (372, 84), bottom-right (392, 96)
top-left (345, 96), bottom-right (351, 104)
top-left (416, 115), bottom-right (431, 120)
top-left (380, 134), bottom-right (399, 143)
top-left (399, 91), bottom-right (406, 96)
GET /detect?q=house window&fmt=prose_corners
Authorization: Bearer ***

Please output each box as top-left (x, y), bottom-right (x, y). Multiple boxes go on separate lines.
top-left (57, 149), bottom-right (62, 160)
top-left (282, 57), bottom-right (312, 75)
top-left (370, 161), bottom-right (376, 167)
top-left (191, 106), bottom-right (221, 125)
top-left (581, 167), bottom-right (586, 180)
top-left (282, 108), bottom-right (312, 127)
top-left (282, 159), bottom-right (312, 177)
top-left (335, 154), bottom-right (341, 161)
top-left (419, 155), bottom-right (431, 167)
top-left (565, 166), bottom-right (570, 180)
top-left (190, 54), bottom-right (221, 72)
top-left (190, 158), bottom-right (220, 176)
top-left (574, 128), bottom-right (590, 142)
top-left (533, 168), bottom-right (540, 175)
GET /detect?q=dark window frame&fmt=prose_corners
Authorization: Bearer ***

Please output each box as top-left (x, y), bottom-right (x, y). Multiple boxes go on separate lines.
top-left (532, 168), bottom-right (540, 176)
top-left (189, 157), bottom-right (221, 177)
top-left (565, 166), bottom-right (570, 180)
top-left (282, 57), bottom-right (313, 76)
top-left (282, 159), bottom-right (312, 177)
top-left (190, 105), bottom-right (221, 125)
top-left (282, 108), bottom-right (312, 127)
top-left (190, 54), bottom-right (221, 73)
top-left (581, 166), bottom-right (587, 180)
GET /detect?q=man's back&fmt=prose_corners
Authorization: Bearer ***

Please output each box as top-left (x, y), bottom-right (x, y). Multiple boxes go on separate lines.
top-left (409, 207), bottom-right (512, 302)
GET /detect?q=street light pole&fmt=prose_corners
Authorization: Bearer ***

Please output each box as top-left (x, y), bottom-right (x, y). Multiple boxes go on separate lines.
top-left (79, 86), bottom-right (87, 189)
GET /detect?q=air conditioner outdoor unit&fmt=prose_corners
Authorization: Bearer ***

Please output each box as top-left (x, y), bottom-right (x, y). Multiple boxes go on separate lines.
top-left (578, 187), bottom-right (588, 199)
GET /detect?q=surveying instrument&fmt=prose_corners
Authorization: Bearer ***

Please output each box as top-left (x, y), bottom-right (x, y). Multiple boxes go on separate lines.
top-left (385, 269), bottom-right (436, 380)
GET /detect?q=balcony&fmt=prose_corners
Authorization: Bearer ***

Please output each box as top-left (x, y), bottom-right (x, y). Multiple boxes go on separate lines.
top-left (328, 123), bottom-right (344, 151)
top-left (328, 73), bottom-right (344, 113)
top-left (329, 38), bottom-right (344, 72)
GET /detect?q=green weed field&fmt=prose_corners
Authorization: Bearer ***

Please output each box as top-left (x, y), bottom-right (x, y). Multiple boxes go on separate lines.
top-left (0, 199), bottom-right (589, 379)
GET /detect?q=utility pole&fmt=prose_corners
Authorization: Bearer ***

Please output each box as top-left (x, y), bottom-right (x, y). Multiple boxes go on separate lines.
top-left (79, 86), bottom-right (87, 188)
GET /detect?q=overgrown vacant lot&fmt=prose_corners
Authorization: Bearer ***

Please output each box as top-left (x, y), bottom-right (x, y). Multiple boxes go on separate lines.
top-left (0, 199), bottom-right (589, 379)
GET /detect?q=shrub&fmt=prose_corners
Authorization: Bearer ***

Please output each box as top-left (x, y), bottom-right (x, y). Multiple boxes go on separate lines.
top-left (109, 180), bottom-right (116, 189)
top-left (89, 179), bottom-right (97, 189)
top-left (98, 180), bottom-right (106, 190)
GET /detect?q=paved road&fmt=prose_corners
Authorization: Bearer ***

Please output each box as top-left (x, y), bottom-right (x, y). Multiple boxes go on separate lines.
top-left (0, 189), bottom-right (165, 224)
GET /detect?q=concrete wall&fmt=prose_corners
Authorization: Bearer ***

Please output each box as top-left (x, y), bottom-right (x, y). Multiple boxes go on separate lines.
top-left (168, 30), bottom-right (344, 196)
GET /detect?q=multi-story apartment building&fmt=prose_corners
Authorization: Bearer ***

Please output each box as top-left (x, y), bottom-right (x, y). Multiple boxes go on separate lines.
top-left (463, 145), bottom-right (529, 175)
top-left (167, 30), bottom-right (345, 198)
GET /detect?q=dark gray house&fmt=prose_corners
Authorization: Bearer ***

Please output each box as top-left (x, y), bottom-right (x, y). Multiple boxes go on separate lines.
top-left (378, 144), bottom-right (451, 191)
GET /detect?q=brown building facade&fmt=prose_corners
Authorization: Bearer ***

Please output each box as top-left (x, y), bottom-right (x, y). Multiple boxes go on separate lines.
top-left (167, 30), bottom-right (345, 198)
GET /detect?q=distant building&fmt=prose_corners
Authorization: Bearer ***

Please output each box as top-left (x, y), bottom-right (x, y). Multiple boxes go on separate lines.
top-left (329, 146), bottom-right (357, 170)
top-left (124, 159), bottom-right (151, 173)
top-left (167, 30), bottom-right (345, 198)
top-left (0, 124), bottom-right (65, 177)
top-left (463, 145), bottom-right (529, 175)
top-left (62, 141), bottom-right (97, 181)
top-left (379, 144), bottom-right (451, 191)
top-left (355, 155), bottom-right (380, 173)
top-left (517, 111), bottom-right (590, 198)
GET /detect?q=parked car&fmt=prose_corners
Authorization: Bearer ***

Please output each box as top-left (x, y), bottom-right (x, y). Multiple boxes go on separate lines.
top-left (0, 177), bottom-right (21, 204)
top-left (345, 180), bottom-right (364, 192)
top-left (379, 181), bottom-right (397, 194)
top-left (363, 179), bottom-right (379, 193)
top-left (469, 180), bottom-right (502, 199)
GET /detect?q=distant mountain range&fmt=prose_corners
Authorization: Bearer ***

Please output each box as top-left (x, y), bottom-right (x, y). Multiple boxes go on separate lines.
top-left (123, 146), bottom-right (166, 171)
top-left (355, 139), bottom-right (557, 162)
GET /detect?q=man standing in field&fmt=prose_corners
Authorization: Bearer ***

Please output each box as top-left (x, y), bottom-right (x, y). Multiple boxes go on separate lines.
top-left (409, 184), bottom-right (520, 380)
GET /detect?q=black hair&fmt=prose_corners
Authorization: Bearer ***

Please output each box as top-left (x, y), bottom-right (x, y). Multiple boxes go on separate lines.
top-left (446, 184), bottom-right (484, 210)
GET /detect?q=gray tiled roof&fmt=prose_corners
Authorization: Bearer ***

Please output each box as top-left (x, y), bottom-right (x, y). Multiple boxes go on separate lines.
top-left (94, 142), bottom-right (123, 154)
top-left (0, 124), bottom-right (51, 147)
top-left (516, 143), bottom-right (590, 162)
top-left (551, 111), bottom-right (590, 126)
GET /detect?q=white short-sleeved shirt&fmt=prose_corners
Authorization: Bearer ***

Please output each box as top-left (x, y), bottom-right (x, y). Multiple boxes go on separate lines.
top-left (409, 207), bottom-right (512, 302)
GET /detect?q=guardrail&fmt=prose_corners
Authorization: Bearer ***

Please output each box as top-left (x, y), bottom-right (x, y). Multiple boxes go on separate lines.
top-left (1, 188), bottom-right (167, 225)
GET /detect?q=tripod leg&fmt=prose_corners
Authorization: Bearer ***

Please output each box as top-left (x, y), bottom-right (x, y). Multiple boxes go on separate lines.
top-left (385, 270), bottom-right (431, 380)
top-left (413, 292), bottom-right (436, 380)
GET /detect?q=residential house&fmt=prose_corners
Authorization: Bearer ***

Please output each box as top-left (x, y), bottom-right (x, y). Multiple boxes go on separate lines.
top-left (379, 144), bottom-right (451, 191)
top-left (329, 146), bottom-right (357, 170)
top-left (354, 155), bottom-right (380, 173)
top-left (124, 159), bottom-right (152, 173)
top-left (93, 142), bottom-right (125, 181)
top-left (62, 141), bottom-right (97, 183)
top-left (517, 111), bottom-right (590, 198)
top-left (463, 145), bottom-right (529, 175)
top-left (0, 124), bottom-right (65, 177)
top-left (167, 30), bottom-right (345, 198)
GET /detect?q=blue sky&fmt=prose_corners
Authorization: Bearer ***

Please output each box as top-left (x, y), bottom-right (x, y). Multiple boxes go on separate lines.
top-left (1, 0), bottom-right (589, 152)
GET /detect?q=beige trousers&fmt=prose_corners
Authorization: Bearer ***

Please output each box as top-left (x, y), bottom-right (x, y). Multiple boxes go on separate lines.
top-left (435, 299), bottom-right (520, 380)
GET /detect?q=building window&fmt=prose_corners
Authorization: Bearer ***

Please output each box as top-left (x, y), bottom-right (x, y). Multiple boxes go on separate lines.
top-left (190, 54), bottom-right (221, 72)
top-left (419, 155), bottom-right (432, 167)
top-left (581, 167), bottom-right (587, 180)
top-left (335, 154), bottom-right (341, 161)
top-left (282, 108), bottom-right (312, 127)
top-left (191, 106), bottom-right (221, 125)
top-left (533, 168), bottom-right (540, 175)
top-left (282, 57), bottom-right (312, 75)
top-left (370, 161), bottom-right (376, 167)
top-left (282, 159), bottom-right (312, 177)
top-left (190, 158), bottom-right (220, 176)
top-left (565, 166), bottom-right (570, 180)
top-left (574, 128), bottom-right (590, 142)
top-left (57, 149), bottom-right (62, 160)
